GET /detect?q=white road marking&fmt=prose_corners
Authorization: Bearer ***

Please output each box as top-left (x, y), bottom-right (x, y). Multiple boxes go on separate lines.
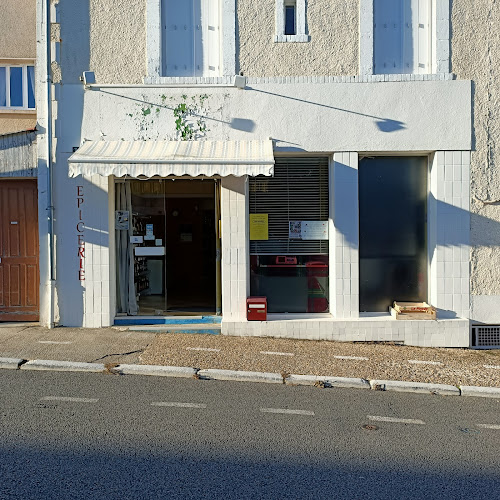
top-left (368, 415), bottom-right (425, 425)
top-left (151, 402), bottom-right (207, 408)
top-left (483, 364), bottom-right (500, 370)
top-left (260, 351), bottom-right (295, 357)
top-left (186, 347), bottom-right (221, 352)
top-left (38, 341), bottom-right (73, 345)
top-left (41, 396), bottom-right (98, 403)
top-left (477, 424), bottom-right (500, 430)
top-left (334, 355), bottom-right (369, 361)
top-left (260, 408), bottom-right (314, 416)
top-left (408, 360), bottom-right (443, 366)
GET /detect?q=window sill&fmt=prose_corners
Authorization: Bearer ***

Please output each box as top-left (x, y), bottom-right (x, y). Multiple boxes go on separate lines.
top-left (273, 34), bottom-right (310, 43)
top-left (143, 76), bottom-right (235, 86)
top-left (0, 108), bottom-right (36, 114)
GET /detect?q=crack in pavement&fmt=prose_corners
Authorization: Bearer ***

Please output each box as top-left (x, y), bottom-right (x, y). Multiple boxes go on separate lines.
top-left (89, 349), bottom-right (144, 363)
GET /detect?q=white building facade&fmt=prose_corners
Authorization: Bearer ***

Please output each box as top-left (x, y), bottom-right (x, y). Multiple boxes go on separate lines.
top-left (35, 0), bottom-right (500, 347)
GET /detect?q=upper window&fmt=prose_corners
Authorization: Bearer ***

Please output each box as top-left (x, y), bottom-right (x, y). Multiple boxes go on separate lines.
top-left (284, 2), bottom-right (296, 35)
top-left (161, 0), bottom-right (221, 77)
top-left (360, 0), bottom-right (450, 76)
top-left (0, 65), bottom-right (35, 110)
top-left (274, 0), bottom-right (309, 43)
top-left (373, 0), bottom-right (431, 74)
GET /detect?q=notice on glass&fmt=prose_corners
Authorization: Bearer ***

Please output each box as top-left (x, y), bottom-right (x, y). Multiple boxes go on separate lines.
top-left (289, 221), bottom-right (328, 240)
top-left (249, 214), bottom-right (268, 240)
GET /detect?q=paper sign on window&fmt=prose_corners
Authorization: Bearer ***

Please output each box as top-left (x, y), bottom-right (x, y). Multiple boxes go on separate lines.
top-left (289, 221), bottom-right (328, 240)
top-left (250, 214), bottom-right (268, 240)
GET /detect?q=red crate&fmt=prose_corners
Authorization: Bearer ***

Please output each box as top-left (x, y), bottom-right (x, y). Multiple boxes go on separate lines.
top-left (247, 297), bottom-right (267, 321)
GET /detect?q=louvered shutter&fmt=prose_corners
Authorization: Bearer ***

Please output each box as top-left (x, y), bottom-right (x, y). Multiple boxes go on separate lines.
top-left (374, 0), bottom-right (431, 75)
top-left (162, 0), bottom-right (220, 77)
top-left (249, 157), bottom-right (329, 255)
top-left (162, 0), bottom-right (196, 76)
top-left (203, 0), bottom-right (220, 75)
top-left (414, 0), bottom-right (431, 74)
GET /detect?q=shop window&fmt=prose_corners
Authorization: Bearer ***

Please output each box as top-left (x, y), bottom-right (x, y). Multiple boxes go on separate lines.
top-left (161, 0), bottom-right (220, 77)
top-left (0, 65), bottom-right (35, 109)
top-left (373, 0), bottom-right (431, 74)
top-left (249, 157), bottom-right (329, 313)
top-left (359, 156), bottom-right (428, 312)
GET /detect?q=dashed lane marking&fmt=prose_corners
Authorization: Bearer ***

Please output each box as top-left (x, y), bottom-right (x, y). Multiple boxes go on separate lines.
top-left (38, 341), bottom-right (73, 345)
top-left (368, 415), bottom-right (425, 425)
top-left (41, 396), bottom-right (98, 403)
top-left (483, 365), bottom-right (500, 370)
top-left (477, 424), bottom-right (500, 430)
top-left (408, 360), bottom-right (443, 366)
top-left (260, 351), bottom-right (295, 357)
top-left (334, 355), bottom-right (369, 361)
top-left (151, 402), bottom-right (207, 408)
top-left (186, 347), bottom-right (221, 352)
top-left (260, 408), bottom-right (314, 416)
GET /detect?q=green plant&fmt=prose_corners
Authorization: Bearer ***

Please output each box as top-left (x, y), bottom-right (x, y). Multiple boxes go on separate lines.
top-left (172, 94), bottom-right (209, 140)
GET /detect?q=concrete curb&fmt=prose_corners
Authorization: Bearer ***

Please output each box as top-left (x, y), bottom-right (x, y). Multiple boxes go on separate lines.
top-left (286, 374), bottom-right (370, 389)
top-left (197, 368), bottom-right (283, 384)
top-left (7, 358), bottom-right (500, 398)
top-left (0, 357), bottom-right (24, 369)
top-left (459, 386), bottom-right (500, 398)
top-left (369, 379), bottom-right (460, 396)
top-left (114, 364), bottom-right (198, 378)
top-left (21, 360), bottom-right (105, 373)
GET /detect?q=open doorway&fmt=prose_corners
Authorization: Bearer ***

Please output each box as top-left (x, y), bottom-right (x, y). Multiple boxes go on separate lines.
top-left (117, 179), bottom-right (217, 316)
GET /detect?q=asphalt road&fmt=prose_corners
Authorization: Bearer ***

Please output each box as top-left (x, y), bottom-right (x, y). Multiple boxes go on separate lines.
top-left (1, 371), bottom-right (499, 499)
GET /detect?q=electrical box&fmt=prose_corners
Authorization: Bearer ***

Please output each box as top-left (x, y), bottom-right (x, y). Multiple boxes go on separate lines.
top-left (247, 296), bottom-right (267, 321)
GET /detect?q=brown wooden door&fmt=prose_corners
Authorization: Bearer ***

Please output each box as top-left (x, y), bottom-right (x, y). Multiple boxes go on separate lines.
top-left (0, 180), bottom-right (39, 321)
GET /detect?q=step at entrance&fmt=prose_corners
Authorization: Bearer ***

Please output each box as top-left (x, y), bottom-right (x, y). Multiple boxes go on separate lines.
top-left (114, 316), bottom-right (222, 333)
top-left (124, 323), bottom-right (221, 335)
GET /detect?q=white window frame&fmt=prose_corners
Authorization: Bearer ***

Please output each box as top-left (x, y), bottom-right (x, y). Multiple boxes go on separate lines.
top-left (0, 64), bottom-right (36, 110)
top-left (359, 0), bottom-right (450, 76)
top-left (274, 0), bottom-right (309, 43)
top-left (146, 0), bottom-right (235, 80)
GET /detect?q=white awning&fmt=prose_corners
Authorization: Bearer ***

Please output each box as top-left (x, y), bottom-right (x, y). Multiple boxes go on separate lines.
top-left (68, 140), bottom-right (275, 178)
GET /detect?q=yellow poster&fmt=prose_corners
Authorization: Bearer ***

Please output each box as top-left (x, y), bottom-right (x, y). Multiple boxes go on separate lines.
top-left (249, 214), bottom-right (268, 240)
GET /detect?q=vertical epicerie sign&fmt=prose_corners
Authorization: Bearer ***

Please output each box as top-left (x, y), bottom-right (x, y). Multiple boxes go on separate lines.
top-left (77, 185), bottom-right (85, 281)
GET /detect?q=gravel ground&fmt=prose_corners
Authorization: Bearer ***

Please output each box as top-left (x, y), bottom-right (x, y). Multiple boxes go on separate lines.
top-left (140, 334), bottom-right (500, 387)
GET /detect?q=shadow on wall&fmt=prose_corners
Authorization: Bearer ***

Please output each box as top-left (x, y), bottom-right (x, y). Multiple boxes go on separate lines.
top-left (90, 89), bottom-right (257, 137)
top-left (247, 87), bottom-right (407, 133)
top-left (51, 0), bottom-right (91, 326)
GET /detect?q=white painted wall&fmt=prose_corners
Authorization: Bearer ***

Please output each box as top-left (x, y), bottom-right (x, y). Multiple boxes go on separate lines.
top-left (79, 79), bottom-right (471, 152)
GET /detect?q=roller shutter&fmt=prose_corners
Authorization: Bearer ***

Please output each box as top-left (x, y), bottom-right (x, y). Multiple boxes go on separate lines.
top-left (249, 157), bottom-right (329, 255)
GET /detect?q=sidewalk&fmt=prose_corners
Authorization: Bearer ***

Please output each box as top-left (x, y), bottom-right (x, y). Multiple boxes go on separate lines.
top-left (1, 323), bottom-right (500, 388)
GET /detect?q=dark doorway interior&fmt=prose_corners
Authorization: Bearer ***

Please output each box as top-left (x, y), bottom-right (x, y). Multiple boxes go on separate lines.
top-left (131, 180), bottom-right (216, 315)
top-left (359, 157), bottom-right (428, 312)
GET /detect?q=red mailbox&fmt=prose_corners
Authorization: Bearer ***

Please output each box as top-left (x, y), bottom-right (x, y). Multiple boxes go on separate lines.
top-left (247, 296), bottom-right (267, 321)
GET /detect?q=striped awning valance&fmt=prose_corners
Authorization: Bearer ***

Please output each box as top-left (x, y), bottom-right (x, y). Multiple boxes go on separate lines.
top-left (68, 140), bottom-right (275, 178)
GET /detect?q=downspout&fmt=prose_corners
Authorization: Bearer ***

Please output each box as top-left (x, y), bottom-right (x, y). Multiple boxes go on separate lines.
top-left (45, 0), bottom-right (55, 328)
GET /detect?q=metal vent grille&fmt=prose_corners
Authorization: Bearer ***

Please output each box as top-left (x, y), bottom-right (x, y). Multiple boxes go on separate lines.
top-left (472, 325), bottom-right (500, 348)
top-left (249, 156), bottom-right (329, 255)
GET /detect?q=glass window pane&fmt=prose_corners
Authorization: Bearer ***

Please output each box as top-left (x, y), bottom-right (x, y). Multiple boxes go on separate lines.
top-left (359, 156), bottom-right (428, 312)
top-left (251, 255), bottom-right (329, 313)
top-left (0, 67), bottom-right (6, 106)
top-left (10, 66), bottom-right (23, 107)
top-left (27, 66), bottom-right (35, 109)
top-left (285, 5), bottom-right (296, 35)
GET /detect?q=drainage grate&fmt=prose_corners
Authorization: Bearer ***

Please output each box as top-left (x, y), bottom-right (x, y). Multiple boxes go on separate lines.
top-left (472, 325), bottom-right (500, 348)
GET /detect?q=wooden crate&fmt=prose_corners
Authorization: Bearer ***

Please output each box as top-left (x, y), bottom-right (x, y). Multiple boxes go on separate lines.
top-left (390, 301), bottom-right (436, 320)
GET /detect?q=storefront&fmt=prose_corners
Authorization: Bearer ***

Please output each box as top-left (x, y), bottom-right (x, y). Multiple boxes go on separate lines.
top-left (68, 139), bottom-right (275, 321)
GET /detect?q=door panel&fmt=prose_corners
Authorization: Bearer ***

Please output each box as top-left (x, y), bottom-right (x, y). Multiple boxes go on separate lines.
top-left (0, 180), bottom-right (39, 321)
top-left (359, 157), bottom-right (428, 312)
